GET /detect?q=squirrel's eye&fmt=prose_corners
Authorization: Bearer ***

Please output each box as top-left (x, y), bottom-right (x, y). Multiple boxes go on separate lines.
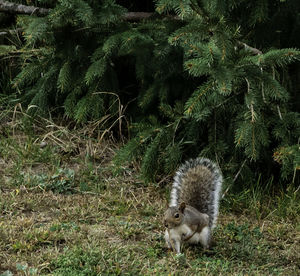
top-left (174, 213), bottom-right (179, 218)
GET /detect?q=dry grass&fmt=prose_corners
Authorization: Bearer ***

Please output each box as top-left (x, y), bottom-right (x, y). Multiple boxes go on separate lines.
top-left (0, 114), bottom-right (299, 275)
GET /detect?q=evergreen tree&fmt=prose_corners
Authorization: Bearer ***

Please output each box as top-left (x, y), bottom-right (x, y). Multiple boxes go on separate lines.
top-left (0, 0), bottom-right (299, 186)
top-left (117, 0), bottom-right (300, 184)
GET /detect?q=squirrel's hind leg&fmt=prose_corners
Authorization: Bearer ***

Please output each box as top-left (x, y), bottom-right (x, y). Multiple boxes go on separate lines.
top-left (199, 226), bottom-right (211, 249)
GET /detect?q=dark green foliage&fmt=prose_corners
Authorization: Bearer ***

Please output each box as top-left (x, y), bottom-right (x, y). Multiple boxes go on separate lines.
top-left (1, 0), bottom-right (300, 185)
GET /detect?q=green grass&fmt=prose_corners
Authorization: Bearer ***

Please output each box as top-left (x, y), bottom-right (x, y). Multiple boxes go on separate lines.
top-left (0, 116), bottom-right (299, 275)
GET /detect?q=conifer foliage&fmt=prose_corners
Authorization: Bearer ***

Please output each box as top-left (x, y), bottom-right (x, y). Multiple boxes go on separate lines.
top-left (1, 0), bottom-right (300, 185)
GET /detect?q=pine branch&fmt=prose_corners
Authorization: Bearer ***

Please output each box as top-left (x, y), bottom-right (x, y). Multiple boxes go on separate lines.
top-left (0, 0), bottom-right (49, 16)
top-left (0, 1), bottom-right (263, 55)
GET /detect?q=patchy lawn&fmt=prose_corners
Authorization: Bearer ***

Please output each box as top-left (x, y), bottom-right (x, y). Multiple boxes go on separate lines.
top-left (0, 119), bottom-right (299, 275)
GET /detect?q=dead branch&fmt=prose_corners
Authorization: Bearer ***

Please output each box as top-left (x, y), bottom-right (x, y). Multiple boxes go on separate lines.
top-left (0, 27), bottom-right (22, 38)
top-left (0, 1), bottom-right (155, 21)
top-left (237, 41), bottom-right (263, 55)
top-left (123, 12), bottom-right (153, 21)
top-left (0, 0), bottom-right (49, 16)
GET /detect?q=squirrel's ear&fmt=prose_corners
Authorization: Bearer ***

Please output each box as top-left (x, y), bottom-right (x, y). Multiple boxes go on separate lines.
top-left (179, 202), bottom-right (186, 212)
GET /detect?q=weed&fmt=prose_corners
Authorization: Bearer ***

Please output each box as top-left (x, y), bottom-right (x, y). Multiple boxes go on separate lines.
top-left (11, 168), bottom-right (75, 194)
top-left (217, 222), bottom-right (266, 262)
top-left (0, 263), bottom-right (38, 276)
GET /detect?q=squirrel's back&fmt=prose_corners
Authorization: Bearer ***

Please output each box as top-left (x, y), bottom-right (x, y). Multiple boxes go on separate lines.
top-left (169, 158), bottom-right (223, 228)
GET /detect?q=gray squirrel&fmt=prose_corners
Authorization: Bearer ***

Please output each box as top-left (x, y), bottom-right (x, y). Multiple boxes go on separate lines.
top-left (163, 157), bottom-right (223, 254)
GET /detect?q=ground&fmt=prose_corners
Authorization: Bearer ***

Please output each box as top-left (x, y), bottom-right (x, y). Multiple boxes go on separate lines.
top-left (0, 117), bottom-right (299, 275)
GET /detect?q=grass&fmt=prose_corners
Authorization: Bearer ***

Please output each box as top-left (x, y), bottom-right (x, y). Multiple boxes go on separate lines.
top-left (0, 115), bottom-right (299, 275)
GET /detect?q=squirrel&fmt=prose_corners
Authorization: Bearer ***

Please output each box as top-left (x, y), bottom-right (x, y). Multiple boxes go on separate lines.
top-left (163, 157), bottom-right (223, 254)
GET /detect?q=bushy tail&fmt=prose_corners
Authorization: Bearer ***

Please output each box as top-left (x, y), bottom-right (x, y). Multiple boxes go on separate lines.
top-left (169, 157), bottom-right (223, 228)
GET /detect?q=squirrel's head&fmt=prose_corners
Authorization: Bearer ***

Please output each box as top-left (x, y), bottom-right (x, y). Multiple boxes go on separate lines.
top-left (163, 202), bottom-right (186, 229)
